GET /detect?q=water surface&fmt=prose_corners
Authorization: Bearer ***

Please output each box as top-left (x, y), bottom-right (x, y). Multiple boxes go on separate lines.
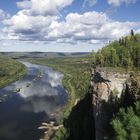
top-left (0, 61), bottom-right (67, 140)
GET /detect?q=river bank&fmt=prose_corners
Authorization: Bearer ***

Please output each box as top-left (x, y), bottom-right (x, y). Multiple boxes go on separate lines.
top-left (0, 56), bottom-right (27, 89)
top-left (0, 61), bottom-right (67, 140)
top-left (29, 57), bottom-right (91, 139)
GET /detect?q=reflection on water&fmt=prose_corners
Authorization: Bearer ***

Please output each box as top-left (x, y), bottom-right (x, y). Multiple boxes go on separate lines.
top-left (0, 61), bottom-right (67, 140)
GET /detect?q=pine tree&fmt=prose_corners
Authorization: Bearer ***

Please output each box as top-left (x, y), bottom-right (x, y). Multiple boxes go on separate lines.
top-left (131, 29), bottom-right (134, 36)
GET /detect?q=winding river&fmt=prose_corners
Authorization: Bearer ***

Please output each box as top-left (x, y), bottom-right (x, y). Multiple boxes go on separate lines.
top-left (0, 61), bottom-right (67, 140)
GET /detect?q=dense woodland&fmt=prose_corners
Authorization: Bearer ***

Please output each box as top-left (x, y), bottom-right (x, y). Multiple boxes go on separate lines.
top-left (90, 31), bottom-right (140, 140)
top-left (91, 30), bottom-right (140, 68)
top-left (110, 74), bottom-right (140, 140)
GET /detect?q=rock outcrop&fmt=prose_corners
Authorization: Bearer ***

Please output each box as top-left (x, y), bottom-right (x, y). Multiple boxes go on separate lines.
top-left (91, 67), bottom-right (129, 140)
top-left (121, 74), bottom-right (140, 107)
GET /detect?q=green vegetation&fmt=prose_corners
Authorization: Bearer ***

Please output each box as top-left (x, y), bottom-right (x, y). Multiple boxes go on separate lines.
top-left (112, 101), bottom-right (140, 140)
top-left (29, 31), bottom-right (140, 140)
top-left (30, 57), bottom-right (92, 139)
top-left (111, 73), bottom-right (140, 140)
top-left (0, 55), bottom-right (27, 88)
top-left (89, 31), bottom-right (140, 140)
top-left (91, 31), bottom-right (140, 68)
top-left (31, 57), bottom-right (90, 117)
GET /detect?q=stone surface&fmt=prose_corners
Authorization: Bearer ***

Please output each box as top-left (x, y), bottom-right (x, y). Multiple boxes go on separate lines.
top-left (91, 67), bottom-right (129, 140)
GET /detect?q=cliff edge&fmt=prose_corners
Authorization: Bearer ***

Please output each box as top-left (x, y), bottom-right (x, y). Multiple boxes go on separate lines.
top-left (91, 66), bottom-right (129, 140)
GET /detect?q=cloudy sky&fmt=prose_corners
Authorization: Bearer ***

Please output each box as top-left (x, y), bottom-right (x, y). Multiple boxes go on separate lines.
top-left (0, 0), bottom-right (140, 52)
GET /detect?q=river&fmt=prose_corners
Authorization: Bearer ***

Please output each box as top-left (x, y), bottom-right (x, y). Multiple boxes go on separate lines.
top-left (0, 61), bottom-right (67, 140)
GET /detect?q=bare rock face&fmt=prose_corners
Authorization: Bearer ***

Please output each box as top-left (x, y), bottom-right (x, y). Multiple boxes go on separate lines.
top-left (91, 67), bottom-right (128, 140)
top-left (91, 68), bottom-right (111, 140)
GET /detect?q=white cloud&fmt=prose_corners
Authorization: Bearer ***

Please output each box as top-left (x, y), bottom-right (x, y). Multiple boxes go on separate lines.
top-left (107, 0), bottom-right (138, 6)
top-left (46, 12), bottom-right (140, 44)
top-left (16, 0), bottom-right (74, 16)
top-left (82, 0), bottom-right (138, 7)
top-left (136, 29), bottom-right (140, 34)
top-left (3, 0), bottom-right (74, 41)
top-left (83, 0), bottom-right (97, 7)
top-left (0, 32), bottom-right (4, 40)
top-left (3, 10), bottom-right (58, 40)
top-left (1, 0), bottom-right (140, 49)
top-left (16, 0), bottom-right (31, 9)
top-left (3, 10), bottom-right (140, 45)
top-left (0, 9), bottom-right (8, 40)
top-left (0, 9), bottom-right (8, 20)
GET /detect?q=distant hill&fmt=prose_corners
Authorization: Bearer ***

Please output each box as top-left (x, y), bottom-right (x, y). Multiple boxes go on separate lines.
top-left (0, 52), bottom-right (89, 59)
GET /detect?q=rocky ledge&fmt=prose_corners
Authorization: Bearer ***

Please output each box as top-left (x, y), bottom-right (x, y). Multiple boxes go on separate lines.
top-left (90, 66), bottom-right (129, 140)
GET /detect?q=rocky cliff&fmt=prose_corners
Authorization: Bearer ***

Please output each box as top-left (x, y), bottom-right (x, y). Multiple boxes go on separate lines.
top-left (91, 67), bottom-right (129, 140)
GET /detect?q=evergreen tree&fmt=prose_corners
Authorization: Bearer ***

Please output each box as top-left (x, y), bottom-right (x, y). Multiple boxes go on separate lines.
top-left (112, 102), bottom-right (140, 140)
top-left (91, 32), bottom-right (140, 68)
top-left (131, 29), bottom-right (134, 36)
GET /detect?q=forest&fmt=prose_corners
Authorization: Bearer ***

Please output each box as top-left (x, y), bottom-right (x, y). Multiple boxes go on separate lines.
top-left (90, 31), bottom-right (140, 140)
top-left (91, 30), bottom-right (140, 68)
top-left (110, 77), bottom-right (140, 140)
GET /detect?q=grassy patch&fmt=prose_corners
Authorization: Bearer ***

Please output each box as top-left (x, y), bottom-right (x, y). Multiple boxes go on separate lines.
top-left (0, 55), bottom-right (27, 88)
top-left (31, 57), bottom-right (90, 117)
top-left (30, 57), bottom-right (91, 139)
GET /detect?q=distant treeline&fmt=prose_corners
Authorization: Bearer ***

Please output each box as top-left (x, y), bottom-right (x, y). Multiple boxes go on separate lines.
top-left (91, 30), bottom-right (140, 67)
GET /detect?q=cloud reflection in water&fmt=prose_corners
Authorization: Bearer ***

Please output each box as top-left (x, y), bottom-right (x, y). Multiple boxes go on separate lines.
top-left (4, 62), bottom-right (67, 115)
